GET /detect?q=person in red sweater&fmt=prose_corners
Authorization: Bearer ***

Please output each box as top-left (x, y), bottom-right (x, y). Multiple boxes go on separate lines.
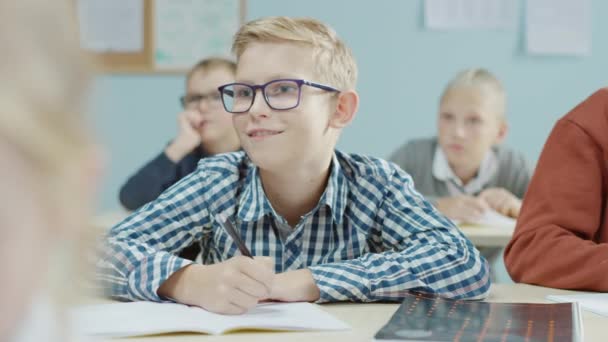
top-left (504, 88), bottom-right (608, 291)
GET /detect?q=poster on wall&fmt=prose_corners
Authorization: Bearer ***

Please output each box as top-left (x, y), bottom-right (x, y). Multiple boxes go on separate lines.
top-left (154, 0), bottom-right (241, 70)
top-left (526, 0), bottom-right (591, 56)
top-left (78, 0), bottom-right (144, 52)
top-left (424, 0), bottom-right (518, 30)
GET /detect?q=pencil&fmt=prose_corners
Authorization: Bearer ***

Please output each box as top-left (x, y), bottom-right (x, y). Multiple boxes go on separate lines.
top-left (222, 219), bottom-right (253, 258)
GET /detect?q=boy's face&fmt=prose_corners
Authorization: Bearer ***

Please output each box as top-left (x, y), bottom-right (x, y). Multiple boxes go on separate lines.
top-left (186, 67), bottom-right (235, 143)
top-left (232, 42), bottom-right (338, 171)
top-left (437, 86), bottom-right (506, 171)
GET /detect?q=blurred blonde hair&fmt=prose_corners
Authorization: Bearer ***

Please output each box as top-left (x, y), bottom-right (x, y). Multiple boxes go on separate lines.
top-left (186, 57), bottom-right (236, 85)
top-left (441, 68), bottom-right (506, 119)
top-left (0, 0), bottom-right (91, 206)
top-left (0, 0), bottom-right (94, 325)
top-left (232, 16), bottom-right (358, 90)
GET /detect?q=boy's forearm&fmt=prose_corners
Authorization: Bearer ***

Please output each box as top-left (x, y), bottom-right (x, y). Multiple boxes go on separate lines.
top-left (147, 264), bottom-right (327, 304)
top-left (270, 269), bottom-right (320, 302)
top-left (157, 263), bottom-right (198, 301)
top-left (308, 247), bottom-right (491, 303)
top-left (98, 238), bottom-right (193, 302)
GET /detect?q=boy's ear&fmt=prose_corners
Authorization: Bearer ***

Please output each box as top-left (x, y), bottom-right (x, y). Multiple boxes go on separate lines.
top-left (495, 120), bottom-right (508, 144)
top-left (329, 90), bottom-right (359, 129)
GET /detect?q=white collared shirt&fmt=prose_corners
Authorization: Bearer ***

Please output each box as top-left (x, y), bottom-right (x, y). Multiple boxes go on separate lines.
top-left (432, 146), bottom-right (498, 196)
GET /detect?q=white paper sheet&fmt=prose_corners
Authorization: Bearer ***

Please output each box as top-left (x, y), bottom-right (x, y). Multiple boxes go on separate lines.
top-left (548, 293), bottom-right (608, 317)
top-left (77, 0), bottom-right (143, 52)
top-left (154, 0), bottom-right (240, 69)
top-left (72, 301), bottom-right (350, 337)
top-left (424, 0), bottom-right (518, 30)
top-left (473, 209), bottom-right (516, 227)
top-left (526, 0), bottom-right (591, 56)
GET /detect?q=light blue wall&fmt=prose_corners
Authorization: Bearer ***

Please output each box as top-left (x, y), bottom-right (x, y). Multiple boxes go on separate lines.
top-left (92, 0), bottom-right (606, 281)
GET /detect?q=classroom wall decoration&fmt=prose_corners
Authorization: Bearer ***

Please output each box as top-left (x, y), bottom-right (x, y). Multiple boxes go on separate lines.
top-left (77, 0), bottom-right (246, 73)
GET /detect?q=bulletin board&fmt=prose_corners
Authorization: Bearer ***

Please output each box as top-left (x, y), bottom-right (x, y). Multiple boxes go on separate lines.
top-left (77, 0), bottom-right (247, 73)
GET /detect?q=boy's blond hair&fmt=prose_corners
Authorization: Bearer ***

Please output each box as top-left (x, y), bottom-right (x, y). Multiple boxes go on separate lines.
top-left (186, 57), bottom-right (236, 85)
top-left (232, 16), bottom-right (358, 90)
top-left (441, 68), bottom-right (506, 119)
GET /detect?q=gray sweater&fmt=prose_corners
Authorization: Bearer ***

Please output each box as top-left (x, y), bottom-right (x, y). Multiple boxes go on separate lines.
top-left (388, 137), bottom-right (531, 203)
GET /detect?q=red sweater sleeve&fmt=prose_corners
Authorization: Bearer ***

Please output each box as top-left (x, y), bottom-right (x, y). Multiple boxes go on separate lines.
top-left (504, 98), bottom-right (608, 291)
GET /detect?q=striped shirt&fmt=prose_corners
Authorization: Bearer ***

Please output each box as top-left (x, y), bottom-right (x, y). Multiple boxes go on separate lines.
top-left (97, 151), bottom-right (490, 303)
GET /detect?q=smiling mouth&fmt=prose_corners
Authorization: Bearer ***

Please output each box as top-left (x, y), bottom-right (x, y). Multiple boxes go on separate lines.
top-left (247, 130), bottom-right (283, 138)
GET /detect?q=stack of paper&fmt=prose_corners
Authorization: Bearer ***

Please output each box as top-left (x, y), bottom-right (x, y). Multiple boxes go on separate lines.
top-left (548, 293), bottom-right (608, 317)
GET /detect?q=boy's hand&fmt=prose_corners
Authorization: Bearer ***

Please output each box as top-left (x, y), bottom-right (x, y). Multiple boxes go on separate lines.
top-left (435, 195), bottom-right (488, 223)
top-left (265, 269), bottom-right (320, 303)
top-left (157, 256), bottom-right (275, 315)
top-left (477, 188), bottom-right (521, 218)
top-left (164, 110), bottom-right (203, 162)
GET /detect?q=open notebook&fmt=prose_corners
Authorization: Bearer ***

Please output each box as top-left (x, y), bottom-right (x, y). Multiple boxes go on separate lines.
top-left (548, 293), bottom-right (608, 317)
top-left (72, 301), bottom-right (350, 337)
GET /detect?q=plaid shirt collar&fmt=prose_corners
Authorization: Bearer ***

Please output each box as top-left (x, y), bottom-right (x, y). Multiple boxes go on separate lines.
top-left (236, 153), bottom-right (347, 225)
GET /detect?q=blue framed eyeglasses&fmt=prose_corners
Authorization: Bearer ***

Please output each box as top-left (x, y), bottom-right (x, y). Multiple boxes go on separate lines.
top-left (217, 79), bottom-right (340, 114)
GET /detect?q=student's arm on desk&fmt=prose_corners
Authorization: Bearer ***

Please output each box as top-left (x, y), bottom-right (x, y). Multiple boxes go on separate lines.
top-left (505, 119), bottom-right (608, 291)
top-left (308, 170), bottom-right (491, 303)
top-left (98, 172), bottom-right (209, 302)
top-left (99, 163), bottom-right (275, 315)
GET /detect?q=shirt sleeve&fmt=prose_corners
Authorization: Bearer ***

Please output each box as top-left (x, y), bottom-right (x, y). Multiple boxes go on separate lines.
top-left (504, 119), bottom-right (608, 291)
top-left (118, 150), bottom-right (197, 211)
top-left (308, 169), bottom-right (491, 303)
top-left (98, 169), bottom-right (213, 302)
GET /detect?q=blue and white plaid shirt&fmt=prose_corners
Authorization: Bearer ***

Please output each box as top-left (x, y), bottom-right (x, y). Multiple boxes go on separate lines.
top-left (97, 151), bottom-right (490, 303)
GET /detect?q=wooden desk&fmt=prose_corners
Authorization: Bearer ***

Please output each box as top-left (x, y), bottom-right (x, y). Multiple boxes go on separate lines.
top-left (83, 284), bottom-right (604, 341)
top-left (92, 212), bottom-right (514, 248)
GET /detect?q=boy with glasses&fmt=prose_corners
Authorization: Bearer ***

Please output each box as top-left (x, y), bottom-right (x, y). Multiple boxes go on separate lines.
top-left (98, 17), bottom-right (490, 315)
top-left (119, 58), bottom-right (240, 212)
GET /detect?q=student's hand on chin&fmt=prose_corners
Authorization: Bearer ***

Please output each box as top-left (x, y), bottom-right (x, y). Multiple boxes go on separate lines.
top-left (179, 110), bottom-right (205, 143)
top-left (159, 256), bottom-right (275, 315)
top-left (436, 195), bottom-right (488, 223)
top-left (477, 188), bottom-right (521, 218)
top-left (165, 111), bottom-right (204, 162)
